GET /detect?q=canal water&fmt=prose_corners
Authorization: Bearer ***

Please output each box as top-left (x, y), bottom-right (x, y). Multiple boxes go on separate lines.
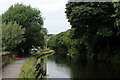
top-left (47, 54), bottom-right (120, 79)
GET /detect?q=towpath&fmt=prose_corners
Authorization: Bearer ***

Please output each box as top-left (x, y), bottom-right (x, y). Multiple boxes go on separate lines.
top-left (2, 58), bottom-right (27, 79)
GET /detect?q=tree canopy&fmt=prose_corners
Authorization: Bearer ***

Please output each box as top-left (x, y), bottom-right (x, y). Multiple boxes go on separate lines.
top-left (114, 2), bottom-right (120, 37)
top-left (65, 2), bottom-right (115, 38)
top-left (2, 3), bottom-right (45, 53)
top-left (48, 2), bottom-right (120, 63)
top-left (2, 22), bottom-right (25, 51)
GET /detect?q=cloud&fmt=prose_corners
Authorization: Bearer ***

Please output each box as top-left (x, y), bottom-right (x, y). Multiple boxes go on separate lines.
top-left (28, 0), bottom-right (67, 12)
top-left (0, 0), bottom-right (71, 34)
top-left (0, 0), bottom-right (67, 13)
top-left (38, 3), bottom-right (64, 12)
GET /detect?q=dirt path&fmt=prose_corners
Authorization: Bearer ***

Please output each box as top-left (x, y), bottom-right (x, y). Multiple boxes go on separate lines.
top-left (2, 58), bottom-right (27, 78)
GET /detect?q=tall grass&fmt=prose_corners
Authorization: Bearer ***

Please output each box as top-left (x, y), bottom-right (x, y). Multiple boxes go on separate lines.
top-left (18, 49), bottom-right (55, 80)
top-left (18, 57), bottom-right (36, 79)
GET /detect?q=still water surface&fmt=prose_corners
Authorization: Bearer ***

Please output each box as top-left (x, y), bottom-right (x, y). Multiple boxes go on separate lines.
top-left (47, 54), bottom-right (120, 79)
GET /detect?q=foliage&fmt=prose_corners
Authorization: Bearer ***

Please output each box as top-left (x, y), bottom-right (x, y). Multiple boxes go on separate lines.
top-left (111, 53), bottom-right (120, 63)
top-left (2, 22), bottom-right (25, 51)
top-left (65, 2), bottom-right (115, 37)
top-left (64, 2), bottom-right (120, 62)
top-left (48, 2), bottom-right (120, 63)
top-left (48, 28), bottom-right (87, 60)
top-left (2, 57), bottom-right (15, 67)
top-left (114, 2), bottom-right (120, 36)
top-left (18, 57), bottom-right (35, 79)
top-left (66, 3), bottom-right (113, 23)
top-left (19, 49), bottom-right (54, 79)
top-left (96, 27), bottom-right (113, 37)
top-left (48, 29), bottom-right (74, 55)
top-left (2, 3), bottom-right (45, 53)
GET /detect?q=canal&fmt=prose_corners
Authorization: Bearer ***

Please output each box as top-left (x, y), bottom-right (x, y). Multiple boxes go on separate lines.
top-left (47, 54), bottom-right (120, 79)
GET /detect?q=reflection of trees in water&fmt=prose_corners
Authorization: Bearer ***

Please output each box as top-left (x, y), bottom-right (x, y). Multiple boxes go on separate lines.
top-left (48, 54), bottom-right (120, 78)
top-left (48, 54), bottom-right (88, 78)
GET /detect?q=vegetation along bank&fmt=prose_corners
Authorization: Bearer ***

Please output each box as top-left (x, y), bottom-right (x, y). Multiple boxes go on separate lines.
top-left (48, 2), bottom-right (120, 63)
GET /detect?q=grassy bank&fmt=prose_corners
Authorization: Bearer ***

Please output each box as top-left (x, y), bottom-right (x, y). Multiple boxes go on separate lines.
top-left (2, 52), bottom-right (16, 67)
top-left (18, 49), bottom-right (55, 79)
top-left (18, 57), bottom-right (35, 79)
top-left (2, 58), bottom-right (15, 67)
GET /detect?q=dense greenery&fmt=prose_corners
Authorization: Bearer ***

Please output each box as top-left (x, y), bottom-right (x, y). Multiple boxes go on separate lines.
top-left (48, 2), bottom-right (120, 63)
top-left (2, 22), bottom-right (25, 51)
top-left (2, 3), bottom-right (45, 53)
top-left (114, 2), bottom-right (120, 36)
top-left (48, 28), bottom-right (87, 60)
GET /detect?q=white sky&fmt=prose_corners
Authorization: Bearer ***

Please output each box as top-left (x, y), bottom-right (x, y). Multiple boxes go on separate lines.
top-left (0, 0), bottom-right (71, 34)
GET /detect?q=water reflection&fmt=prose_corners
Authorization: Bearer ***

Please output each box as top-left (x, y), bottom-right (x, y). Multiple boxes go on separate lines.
top-left (47, 60), bottom-right (70, 78)
top-left (47, 54), bottom-right (120, 79)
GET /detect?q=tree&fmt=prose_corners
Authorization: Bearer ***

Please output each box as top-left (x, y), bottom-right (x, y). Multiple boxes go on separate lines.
top-left (65, 2), bottom-right (120, 62)
top-left (114, 2), bottom-right (120, 36)
top-left (65, 2), bottom-right (115, 38)
top-left (2, 22), bottom-right (25, 51)
top-left (2, 3), bottom-right (45, 53)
